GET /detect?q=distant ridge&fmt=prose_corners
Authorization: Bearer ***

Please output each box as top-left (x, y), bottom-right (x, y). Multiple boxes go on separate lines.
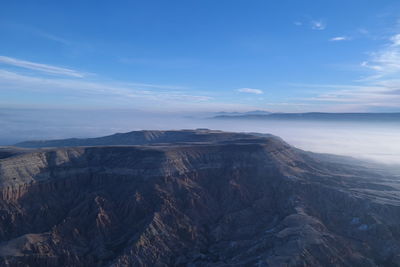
top-left (215, 110), bottom-right (271, 116)
top-left (213, 112), bottom-right (400, 122)
top-left (14, 129), bottom-right (274, 148)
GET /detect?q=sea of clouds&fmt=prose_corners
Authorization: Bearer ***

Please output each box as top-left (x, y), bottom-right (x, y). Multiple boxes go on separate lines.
top-left (1, 108), bottom-right (400, 165)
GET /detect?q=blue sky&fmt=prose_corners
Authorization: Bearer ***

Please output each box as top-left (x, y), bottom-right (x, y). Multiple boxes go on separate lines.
top-left (1, 0), bottom-right (400, 112)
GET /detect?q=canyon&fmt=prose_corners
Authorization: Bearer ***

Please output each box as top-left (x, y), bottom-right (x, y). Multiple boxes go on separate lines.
top-left (0, 130), bottom-right (399, 266)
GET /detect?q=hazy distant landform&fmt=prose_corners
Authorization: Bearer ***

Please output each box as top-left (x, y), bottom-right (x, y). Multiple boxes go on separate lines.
top-left (2, 109), bottom-right (400, 165)
top-left (213, 111), bottom-right (400, 122)
top-left (0, 129), bottom-right (400, 266)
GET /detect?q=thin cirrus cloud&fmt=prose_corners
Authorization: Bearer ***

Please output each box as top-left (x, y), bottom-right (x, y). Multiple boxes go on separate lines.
top-left (3, 23), bottom-right (71, 46)
top-left (0, 69), bottom-right (212, 103)
top-left (0, 67), bottom-right (265, 112)
top-left (237, 88), bottom-right (263, 94)
top-left (305, 83), bottom-right (400, 106)
top-left (329, 36), bottom-right (350, 41)
top-left (288, 33), bottom-right (400, 110)
top-left (361, 33), bottom-right (400, 78)
top-left (0, 56), bottom-right (271, 112)
top-left (0, 56), bottom-right (85, 78)
top-left (277, 82), bottom-right (400, 113)
top-left (272, 31), bottom-right (400, 112)
top-left (0, 53), bottom-right (219, 114)
top-left (294, 19), bottom-right (326, 31)
top-left (35, 31), bottom-right (71, 46)
top-left (311, 20), bottom-right (326, 30)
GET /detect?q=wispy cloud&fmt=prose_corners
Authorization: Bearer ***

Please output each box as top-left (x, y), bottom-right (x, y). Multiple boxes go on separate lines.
top-left (295, 19), bottom-right (327, 31)
top-left (311, 20), bottom-right (326, 30)
top-left (361, 33), bottom-right (400, 78)
top-left (276, 31), bottom-right (400, 111)
top-left (35, 31), bottom-right (71, 45)
top-left (2, 23), bottom-right (71, 46)
top-left (329, 36), bottom-right (350, 41)
top-left (236, 88), bottom-right (263, 94)
top-left (305, 82), bottom-right (400, 106)
top-left (0, 69), bottom-right (213, 109)
top-left (119, 57), bottom-right (196, 70)
top-left (15, 25), bottom-right (71, 45)
top-left (0, 56), bottom-right (85, 78)
top-left (0, 55), bottom-right (267, 112)
top-left (283, 77), bottom-right (400, 112)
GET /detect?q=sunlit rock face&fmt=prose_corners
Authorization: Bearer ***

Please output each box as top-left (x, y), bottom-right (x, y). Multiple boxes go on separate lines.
top-left (1, 130), bottom-right (400, 266)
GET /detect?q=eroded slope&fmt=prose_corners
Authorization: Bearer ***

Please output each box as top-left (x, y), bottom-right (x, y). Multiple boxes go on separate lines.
top-left (0, 131), bottom-right (399, 266)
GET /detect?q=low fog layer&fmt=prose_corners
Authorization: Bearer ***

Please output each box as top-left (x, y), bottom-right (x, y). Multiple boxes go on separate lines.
top-left (1, 109), bottom-right (400, 165)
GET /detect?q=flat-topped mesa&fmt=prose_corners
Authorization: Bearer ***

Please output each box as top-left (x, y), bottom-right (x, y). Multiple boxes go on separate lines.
top-left (0, 133), bottom-right (294, 190)
top-left (1, 130), bottom-right (400, 266)
top-left (4, 130), bottom-right (289, 189)
top-left (14, 129), bottom-right (276, 148)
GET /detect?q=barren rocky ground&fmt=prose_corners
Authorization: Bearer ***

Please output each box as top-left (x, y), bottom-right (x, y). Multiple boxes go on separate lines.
top-left (0, 130), bottom-right (399, 266)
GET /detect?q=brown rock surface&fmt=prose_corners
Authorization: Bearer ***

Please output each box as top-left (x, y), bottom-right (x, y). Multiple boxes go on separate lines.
top-left (0, 130), bottom-right (399, 266)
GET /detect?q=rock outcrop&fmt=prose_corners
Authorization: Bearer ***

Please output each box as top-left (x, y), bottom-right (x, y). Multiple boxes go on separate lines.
top-left (0, 130), bottom-right (399, 266)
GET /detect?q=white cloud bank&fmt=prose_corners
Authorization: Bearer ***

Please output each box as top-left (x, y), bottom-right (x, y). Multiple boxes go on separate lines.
top-left (2, 109), bottom-right (399, 165)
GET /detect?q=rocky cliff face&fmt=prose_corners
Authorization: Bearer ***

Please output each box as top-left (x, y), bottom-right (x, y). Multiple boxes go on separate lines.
top-left (1, 130), bottom-right (400, 266)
